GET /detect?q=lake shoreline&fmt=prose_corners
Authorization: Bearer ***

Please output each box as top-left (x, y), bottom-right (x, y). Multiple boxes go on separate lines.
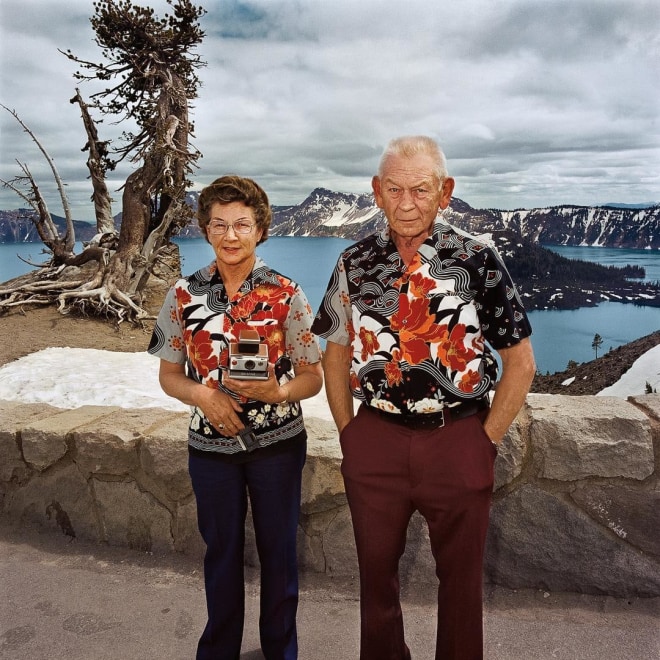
top-left (530, 330), bottom-right (660, 394)
top-left (1, 239), bottom-right (658, 375)
top-left (0, 293), bottom-right (656, 392)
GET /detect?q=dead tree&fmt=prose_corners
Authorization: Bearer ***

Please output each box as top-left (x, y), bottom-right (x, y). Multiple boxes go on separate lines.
top-left (71, 89), bottom-right (115, 237)
top-left (0, 105), bottom-right (77, 266)
top-left (0, 0), bottom-right (205, 323)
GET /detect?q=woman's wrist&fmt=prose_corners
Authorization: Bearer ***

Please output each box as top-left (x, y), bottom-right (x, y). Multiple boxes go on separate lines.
top-left (277, 384), bottom-right (290, 404)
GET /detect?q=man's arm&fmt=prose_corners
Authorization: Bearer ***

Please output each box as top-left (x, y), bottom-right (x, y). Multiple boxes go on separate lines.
top-left (483, 337), bottom-right (536, 444)
top-left (322, 340), bottom-right (355, 434)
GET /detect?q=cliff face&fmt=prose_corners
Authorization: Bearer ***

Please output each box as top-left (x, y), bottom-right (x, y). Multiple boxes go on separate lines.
top-left (2, 191), bottom-right (658, 249)
top-left (496, 205), bottom-right (660, 249)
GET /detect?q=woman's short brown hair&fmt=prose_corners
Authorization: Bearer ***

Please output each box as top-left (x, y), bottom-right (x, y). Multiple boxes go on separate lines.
top-left (197, 175), bottom-right (272, 245)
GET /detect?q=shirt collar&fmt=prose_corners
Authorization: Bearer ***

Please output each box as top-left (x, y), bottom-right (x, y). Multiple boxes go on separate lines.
top-left (377, 220), bottom-right (449, 263)
top-left (202, 255), bottom-right (281, 292)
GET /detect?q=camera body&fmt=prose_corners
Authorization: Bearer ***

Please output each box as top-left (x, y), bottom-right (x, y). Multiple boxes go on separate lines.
top-left (228, 329), bottom-right (269, 380)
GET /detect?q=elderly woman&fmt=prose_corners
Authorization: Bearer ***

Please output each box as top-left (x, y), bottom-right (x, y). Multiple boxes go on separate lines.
top-left (148, 175), bottom-right (323, 660)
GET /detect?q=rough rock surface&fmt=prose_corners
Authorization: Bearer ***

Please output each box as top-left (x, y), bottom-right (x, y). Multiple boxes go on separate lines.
top-left (1, 394), bottom-right (658, 597)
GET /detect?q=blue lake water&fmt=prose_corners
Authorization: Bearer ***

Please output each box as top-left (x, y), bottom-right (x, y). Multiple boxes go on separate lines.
top-left (1, 238), bottom-right (658, 374)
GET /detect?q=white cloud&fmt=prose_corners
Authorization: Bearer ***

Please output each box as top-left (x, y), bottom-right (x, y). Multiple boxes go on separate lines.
top-left (1, 0), bottom-right (658, 220)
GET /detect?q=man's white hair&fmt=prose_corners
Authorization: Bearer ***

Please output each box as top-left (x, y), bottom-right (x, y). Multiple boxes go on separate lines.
top-left (377, 136), bottom-right (449, 185)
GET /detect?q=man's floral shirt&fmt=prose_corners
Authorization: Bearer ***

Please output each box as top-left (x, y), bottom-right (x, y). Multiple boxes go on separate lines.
top-left (311, 222), bottom-right (532, 414)
top-left (148, 257), bottom-right (321, 454)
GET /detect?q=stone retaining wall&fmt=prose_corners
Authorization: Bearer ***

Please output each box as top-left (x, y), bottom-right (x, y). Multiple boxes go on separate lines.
top-left (1, 394), bottom-right (658, 597)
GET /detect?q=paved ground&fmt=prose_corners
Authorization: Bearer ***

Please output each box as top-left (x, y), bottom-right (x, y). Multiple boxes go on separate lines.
top-left (1, 520), bottom-right (658, 660)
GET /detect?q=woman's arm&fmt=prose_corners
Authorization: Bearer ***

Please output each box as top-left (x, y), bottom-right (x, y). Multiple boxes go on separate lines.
top-left (282, 361), bottom-right (323, 402)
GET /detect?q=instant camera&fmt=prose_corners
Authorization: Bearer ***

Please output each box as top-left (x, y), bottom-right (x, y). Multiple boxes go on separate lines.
top-left (228, 329), bottom-right (269, 380)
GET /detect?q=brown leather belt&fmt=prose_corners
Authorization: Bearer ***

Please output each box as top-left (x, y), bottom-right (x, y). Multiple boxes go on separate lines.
top-left (365, 398), bottom-right (489, 430)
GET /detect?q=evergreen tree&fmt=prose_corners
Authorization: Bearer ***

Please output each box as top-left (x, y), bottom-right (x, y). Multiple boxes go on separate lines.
top-left (592, 333), bottom-right (604, 359)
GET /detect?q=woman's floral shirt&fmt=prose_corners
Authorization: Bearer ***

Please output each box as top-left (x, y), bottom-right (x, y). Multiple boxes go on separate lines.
top-left (311, 222), bottom-right (532, 414)
top-left (148, 257), bottom-right (321, 454)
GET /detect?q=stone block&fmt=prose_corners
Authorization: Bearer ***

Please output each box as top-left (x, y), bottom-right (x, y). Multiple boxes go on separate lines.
top-left (140, 413), bottom-right (192, 501)
top-left (93, 478), bottom-right (174, 553)
top-left (528, 394), bottom-right (653, 480)
top-left (399, 512), bottom-right (436, 586)
top-left (485, 484), bottom-right (660, 597)
top-left (21, 405), bottom-right (118, 472)
top-left (5, 463), bottom-right (99, 541)
top-left (173, 497), bottom-right (205, 559)
top-left (297, 519), bottom-right (327, 573)
top-left (0, 401), bottom-right (60, 481)
top-left (630, 393), bottom-right (660, 419)
top-left (494, 410), bottom-right (528, 490)
top-left (320, 506), bottom-right (358, 577)
top-left (73, 407), bottom-right (168, 475)
top-left (571, 483), bottom-right (660, 558)
top-left (302, 433), bottom-right (345, 515)
top-left (303, 416), bottom-right (338, 442)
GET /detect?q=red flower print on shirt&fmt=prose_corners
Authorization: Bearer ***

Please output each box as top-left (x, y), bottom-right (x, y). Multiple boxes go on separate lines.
top-left (437, 324), bottom-right (477, 372)
top-left (174, 287), bottom-right (192, 317)
top-left (253, 282), bottom-right (295, 307)
top-left (391, 295), bottom-right (444, 364)
top-left (205, 376), bottom-right (220, 390)
top-left (175, 286), bottom-right (192, 305)
top-left (298, 329), bottom-right (315, 348)
top-left (384, 349), bottom-right (403, 387)
top-left (359, 327), bottom-right (380, 361)
top-left (169, 336), bottom-right (183, 351)
top-left (230, 295), bottom-right (258, 320)
top-left (458, 369), bottom-right (481, 393)
top-left (188, 330), bottom-right (216, 377)
top-left (407, 272), bottom-right (435, 298)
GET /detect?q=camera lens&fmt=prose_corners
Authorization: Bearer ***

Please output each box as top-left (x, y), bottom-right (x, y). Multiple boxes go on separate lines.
top-left (244, 360), bottom-right (256, 370)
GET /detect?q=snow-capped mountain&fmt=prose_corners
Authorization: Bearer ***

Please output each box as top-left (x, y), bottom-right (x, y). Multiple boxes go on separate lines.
top-left (268, 189), bottom-right (658, 249)
top-left (1, 190), bottom-right (658, 249)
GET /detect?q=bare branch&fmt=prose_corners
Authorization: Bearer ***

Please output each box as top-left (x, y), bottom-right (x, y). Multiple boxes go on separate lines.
top-left (70, 89), bottom-right (115, 235)
top-left (0, 104), bottom-right (76, 251)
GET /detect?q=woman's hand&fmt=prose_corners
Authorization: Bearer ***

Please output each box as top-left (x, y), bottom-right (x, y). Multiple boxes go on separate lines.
top-left (158, 359), bottom-right (244, 437)
top-left (197, 385), bottom-right (245, 437)
top-left (223, 361), bottom-right (323, 409)
top-left (222, 364), bottom-right (287, 406)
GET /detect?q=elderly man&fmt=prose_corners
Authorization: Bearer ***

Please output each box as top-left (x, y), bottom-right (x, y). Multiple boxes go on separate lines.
top-left (312, 136), bottom-right (535, 660)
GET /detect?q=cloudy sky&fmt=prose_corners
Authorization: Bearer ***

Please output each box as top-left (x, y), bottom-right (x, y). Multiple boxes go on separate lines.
top-left (0, 0), bottom-right (658, 220)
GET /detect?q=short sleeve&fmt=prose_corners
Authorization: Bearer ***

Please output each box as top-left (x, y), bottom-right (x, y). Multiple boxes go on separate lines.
top-left (477, 248), bottom-right (532, 349)
top-left (285, 285), bottom-right (322, 366)
top-left (147, 284), bottom-right (187, 364)
top-left (311, 257), bottom-right (352, 346)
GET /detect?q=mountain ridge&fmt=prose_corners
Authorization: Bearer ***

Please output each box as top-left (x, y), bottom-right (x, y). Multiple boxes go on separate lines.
top-left (1, 190), bottom-right (658, 250)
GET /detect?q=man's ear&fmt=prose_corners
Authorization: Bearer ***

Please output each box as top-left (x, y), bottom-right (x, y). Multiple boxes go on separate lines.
top-left (439, 177), bottom-right (455, 209)
top-left (372, 175), bottom-right (384, 208)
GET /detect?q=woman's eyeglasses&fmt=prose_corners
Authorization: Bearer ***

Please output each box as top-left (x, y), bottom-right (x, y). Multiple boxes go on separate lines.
top-left (207, 221), bottom-right (255, 235)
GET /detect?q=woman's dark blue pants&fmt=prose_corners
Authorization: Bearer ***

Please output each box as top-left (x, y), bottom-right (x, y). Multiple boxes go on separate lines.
top-left (189, 442), bottom-right (306, 660)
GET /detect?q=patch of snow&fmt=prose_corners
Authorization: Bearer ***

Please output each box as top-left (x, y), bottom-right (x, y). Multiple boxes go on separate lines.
top-left (597, 345), bottom-right (660, 397)
top-left (0, 347), bottom-right (336, 420)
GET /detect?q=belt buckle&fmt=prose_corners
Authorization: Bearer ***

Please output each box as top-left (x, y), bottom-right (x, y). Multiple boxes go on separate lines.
top-left (411, 409), bottom-right (444, 430)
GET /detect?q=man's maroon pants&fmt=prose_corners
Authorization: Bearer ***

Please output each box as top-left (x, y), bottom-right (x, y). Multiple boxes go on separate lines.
top-left (339, 405), bottom-right (497, 660)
